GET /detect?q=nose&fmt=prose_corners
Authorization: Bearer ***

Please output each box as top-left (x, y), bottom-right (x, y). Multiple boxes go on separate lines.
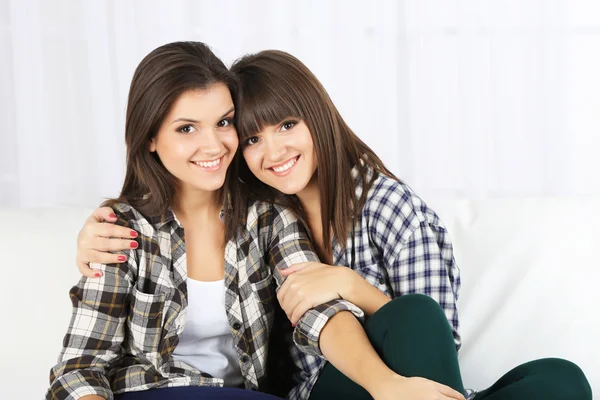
top-left (199, 129), bottom-right (224, 157)
top-left (264, 136), bottom-right (287, 162)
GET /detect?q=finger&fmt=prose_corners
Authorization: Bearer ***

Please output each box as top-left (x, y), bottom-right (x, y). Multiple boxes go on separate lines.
top-left (88, 249), bottom-right (128, 265)
top-left (281, 293), bottom-right (304, 323)
top-left (280, 262), bottom-right (311, 276)
top-left (93, 222), bottom-right (138, 240)
top-left (91, 207), bottom-right (119, 223)
top-left (276, 277), bottom-right (292, 304)
top-left (279, 267), bottom-right (297, 277)
top-left (77, 259), bottom-right (102, 278)
top-left (290, 300), bottom-right (312, 326)
top-left (93, 237), bottom-right (138, 252)
top-left (277, 277), bottom-right (301, 311)
top-left (437, 383), bottom-right (466, 400)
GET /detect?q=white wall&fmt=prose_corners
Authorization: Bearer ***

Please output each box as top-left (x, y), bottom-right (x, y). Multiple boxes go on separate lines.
top-left (1, 0), bottom-right (599, 208)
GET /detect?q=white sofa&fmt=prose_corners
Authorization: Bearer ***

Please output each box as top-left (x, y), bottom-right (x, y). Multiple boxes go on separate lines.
top-left (1, 198), bottom-right (598, 399)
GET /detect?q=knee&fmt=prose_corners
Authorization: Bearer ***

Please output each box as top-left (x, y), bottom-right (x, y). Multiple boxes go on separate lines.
top-left (533, 358), bottom-right (592, 400)
top-left (385, 294), bottom-right (447, 319)
top-left (371, 294), bottom-right (450, 332)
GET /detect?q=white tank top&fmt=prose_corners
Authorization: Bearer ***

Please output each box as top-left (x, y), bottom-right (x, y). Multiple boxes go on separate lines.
top-left (172, 278), bottom-right (244, 387)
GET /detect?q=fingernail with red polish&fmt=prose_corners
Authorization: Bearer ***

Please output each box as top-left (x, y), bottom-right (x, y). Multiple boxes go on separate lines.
top-left (118, 255), bottom-right (127, 262)
top-left (95, 272), bottom-right (102, 277)
top-left (109, 213), bottom-right (117, 219)
top-left (130, 241), bottom-right (138, 249)
top-left (130, 231), bottom-right (138, 238)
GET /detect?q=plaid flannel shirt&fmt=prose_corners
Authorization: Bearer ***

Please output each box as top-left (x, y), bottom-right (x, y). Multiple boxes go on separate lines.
top-left (47, 201), bottom-right (364, 400)
top-left (345, 167), bottom-right (461, 347)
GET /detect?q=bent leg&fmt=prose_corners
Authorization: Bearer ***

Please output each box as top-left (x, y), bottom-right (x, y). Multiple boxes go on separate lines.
top-left (309, 294), bottom-right (464, 400)
top-left (474, 358), bottom-right (592, 400)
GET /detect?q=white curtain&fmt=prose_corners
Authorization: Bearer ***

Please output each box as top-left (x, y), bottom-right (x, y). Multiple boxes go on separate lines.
top-left (1, 0), bottom-right (599, 207)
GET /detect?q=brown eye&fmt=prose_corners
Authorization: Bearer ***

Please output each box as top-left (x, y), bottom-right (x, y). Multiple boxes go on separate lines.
top-left (177, 125), bottom-right (196, 134)
top-left (281, 121), bottom-right (297, 131)
top-left (217, 118), bottom-right (233, 128)
top-left (245, 137), bottom-right (260, 146)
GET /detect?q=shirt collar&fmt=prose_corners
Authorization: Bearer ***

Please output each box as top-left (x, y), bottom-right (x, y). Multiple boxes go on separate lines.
top-left (147, 206), bottom-right (226, 230)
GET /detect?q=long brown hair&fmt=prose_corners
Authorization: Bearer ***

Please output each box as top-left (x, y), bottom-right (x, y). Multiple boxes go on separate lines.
top-left (230, 50), bottom-right (397, 257)
top-left (105, 41), bottom-right (242, 240)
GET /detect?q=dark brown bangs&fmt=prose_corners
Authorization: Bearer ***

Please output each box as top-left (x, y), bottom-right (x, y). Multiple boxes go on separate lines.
top-left (235, 67), bottom-right (303, 143)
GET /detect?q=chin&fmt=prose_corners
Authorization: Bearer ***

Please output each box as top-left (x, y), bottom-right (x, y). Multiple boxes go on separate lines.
top-left (272, 182), bottom-right (304, 196)
top-left (191, 177), bottom-right (227, 192)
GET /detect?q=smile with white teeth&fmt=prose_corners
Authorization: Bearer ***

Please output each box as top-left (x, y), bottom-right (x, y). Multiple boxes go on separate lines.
top-left (272, 157), bottom-right (298, 173)
top-left (191, 156), bottom-right (225, 172)
top-left (192, 158), bottom-right (221, 168)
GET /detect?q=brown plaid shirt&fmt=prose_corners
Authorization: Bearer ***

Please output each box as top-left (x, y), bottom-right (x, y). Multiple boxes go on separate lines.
top-left (47, 201), bottom-right (363, 400)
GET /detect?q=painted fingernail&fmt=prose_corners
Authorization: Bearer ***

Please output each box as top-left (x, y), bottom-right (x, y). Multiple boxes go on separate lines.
top-left (95, 272), bottom-right (102, 277)
top-left (109, 213), bottom-right (117, 219)
top-left (130, 230), bottom-right (138, 238)
top-left (118, 255), bottom-right (127, 262)
top-left (130, 241), bottom-right (138, 249)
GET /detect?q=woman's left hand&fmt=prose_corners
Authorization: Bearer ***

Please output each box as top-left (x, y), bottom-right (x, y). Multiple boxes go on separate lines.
top-left (278, 262), bottom-right (351, 325)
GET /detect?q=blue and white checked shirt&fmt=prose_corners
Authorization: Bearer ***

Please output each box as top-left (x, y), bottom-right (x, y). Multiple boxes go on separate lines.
top-left (287, 167), bottom-right (462, 399)
top-left (345, 167), bottom-right (461, 347)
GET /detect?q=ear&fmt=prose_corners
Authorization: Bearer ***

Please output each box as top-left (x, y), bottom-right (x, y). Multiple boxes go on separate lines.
top-left (148, 138), bottom-right (156, 152)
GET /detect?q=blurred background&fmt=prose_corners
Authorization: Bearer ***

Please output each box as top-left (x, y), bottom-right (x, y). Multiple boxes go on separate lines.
top-left (1, 0), bottom-right (599, 206)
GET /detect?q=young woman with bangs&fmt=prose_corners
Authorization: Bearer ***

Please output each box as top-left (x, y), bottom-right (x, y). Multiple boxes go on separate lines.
top-left (73, 49), bottom-right (592, 400)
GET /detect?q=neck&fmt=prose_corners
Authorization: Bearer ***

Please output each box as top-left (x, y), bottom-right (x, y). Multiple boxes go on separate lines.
top-left (297, 174), bottom-right (321, 221)
top-left (298, 174), bottom-right (335, 262)
top-left (173, 185), bottom-right (221, 221)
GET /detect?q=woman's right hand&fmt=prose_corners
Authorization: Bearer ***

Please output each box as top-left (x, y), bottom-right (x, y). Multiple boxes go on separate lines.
top-left (77, 207), bottom-right (139, 278)
top-left (371, 374), bottom-right (466, 400)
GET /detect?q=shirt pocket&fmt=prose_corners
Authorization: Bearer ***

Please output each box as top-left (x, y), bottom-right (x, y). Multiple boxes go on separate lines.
top-left (250, 274), bottom-right (275, 312)
top-left (247, 274), bottom-right (276, 335)
top-left (128, 287), bottom-right (165, 353)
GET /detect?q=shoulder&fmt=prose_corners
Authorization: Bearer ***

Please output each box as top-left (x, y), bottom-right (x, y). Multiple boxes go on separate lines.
top-left (108, 202), bottom-right (163, 239)
top-left (110, 202), bottom-right (143, 225)
top-left (245, 200), bottom-right (300, 230)
top-left (363, 173), bottom-right (445, 238)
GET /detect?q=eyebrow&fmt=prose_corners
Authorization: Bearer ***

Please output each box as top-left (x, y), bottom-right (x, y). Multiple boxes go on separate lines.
top-left (171, 106), bottom-right (235, 125)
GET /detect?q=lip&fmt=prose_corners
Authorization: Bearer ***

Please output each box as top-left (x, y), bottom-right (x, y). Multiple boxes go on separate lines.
top-left (268, 155), bottom-right (300, 177)
top-left (190, 155), bottom-right (226, 172)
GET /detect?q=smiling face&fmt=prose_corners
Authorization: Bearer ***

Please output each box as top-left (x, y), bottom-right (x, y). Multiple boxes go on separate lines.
top-left (149, 83), bottom-right (238, 196)
top-left (241, 118), bottom-right (317, 195)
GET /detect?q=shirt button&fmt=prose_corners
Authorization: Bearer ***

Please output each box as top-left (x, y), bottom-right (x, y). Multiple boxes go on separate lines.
top-left (378, 277), bottom-right (385, 285)
top-left (241, 355), bottom-right (250, 363)
top-left (233, 322), bottom-right (241, 330)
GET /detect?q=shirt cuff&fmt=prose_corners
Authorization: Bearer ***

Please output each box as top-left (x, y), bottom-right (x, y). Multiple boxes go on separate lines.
top-left (47, 370), bottom-right (113, 400)
top-left (293, 299), bottom-right (365, 357)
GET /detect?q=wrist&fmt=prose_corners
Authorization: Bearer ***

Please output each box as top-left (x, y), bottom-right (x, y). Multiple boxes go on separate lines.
top-left (337, 266), bottom-right (358, 301)
top-left (363, 367), bottom-right (402, 397)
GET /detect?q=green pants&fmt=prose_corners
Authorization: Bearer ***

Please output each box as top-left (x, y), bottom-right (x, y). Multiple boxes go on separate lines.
top-left (309, 294), bottom-right (592, 400)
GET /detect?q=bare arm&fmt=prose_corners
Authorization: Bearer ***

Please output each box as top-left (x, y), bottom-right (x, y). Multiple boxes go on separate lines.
top-left (319, 312), bottom-right (465, 400)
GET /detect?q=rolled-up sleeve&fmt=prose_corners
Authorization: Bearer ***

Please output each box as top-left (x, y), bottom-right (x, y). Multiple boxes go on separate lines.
top-left (267, 205), bottom-right (364, 357)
